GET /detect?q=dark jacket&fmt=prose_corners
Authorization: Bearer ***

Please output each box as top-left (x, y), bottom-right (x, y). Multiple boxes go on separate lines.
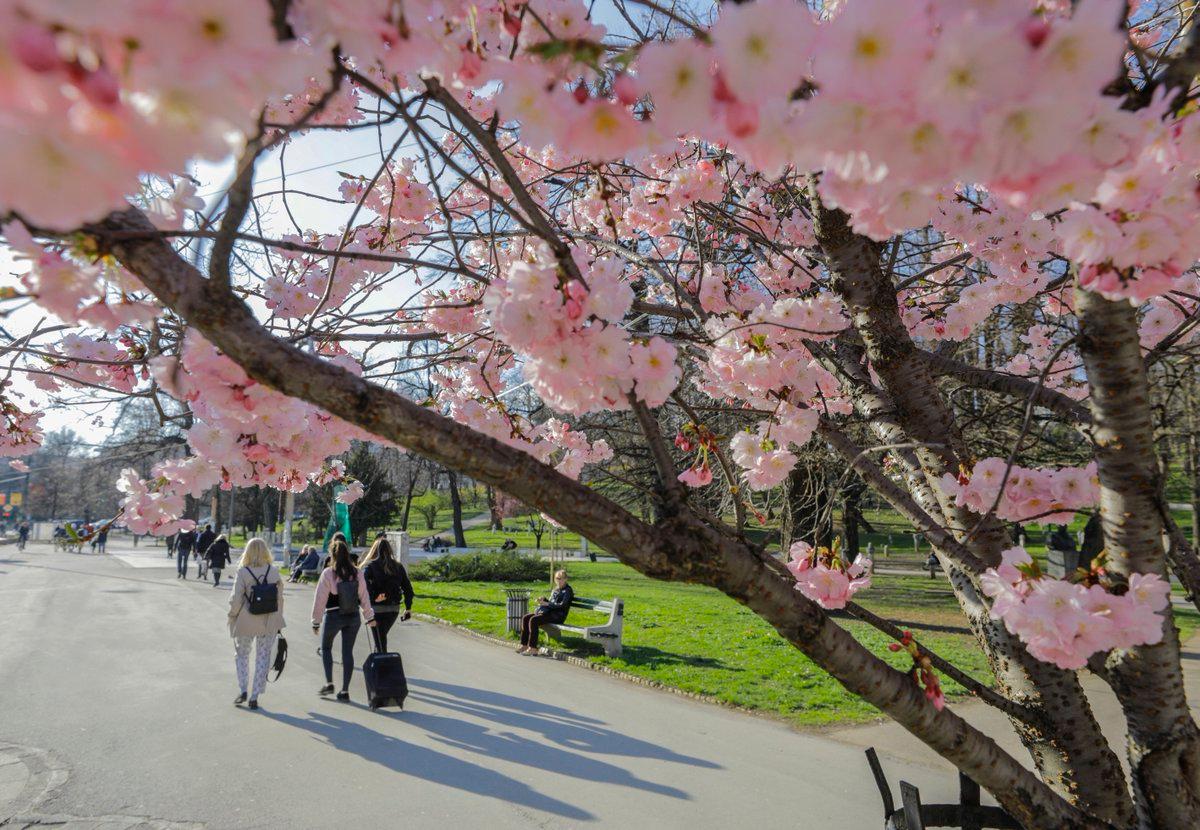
top-left (196, 528), bottom-right (216, 555)
top-left (296, 549), bottom-right (321, 572)
top-left (206, 538), bottom-right (231, 568)
top-left (175, 530), bottom-right (196, 553)
top-left (363, 558), bottom-right (414, 612)
top-left (538, 584), bottom-right (574, 623)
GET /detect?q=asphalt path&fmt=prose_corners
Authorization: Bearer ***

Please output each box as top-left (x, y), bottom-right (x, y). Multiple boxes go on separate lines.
top-left (0, 542), bottom-right (957, 829)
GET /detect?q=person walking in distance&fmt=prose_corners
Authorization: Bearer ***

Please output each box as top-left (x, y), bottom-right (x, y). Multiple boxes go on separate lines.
top-left (358, 535), bottom-right (414, 651)
top-left (96, 525), bottom-right (108, 554)
top-left (207, 533), bottom-right (232, 587)
top-left (195, 524), bottom-right (215, 580)
top-left (17, 522), bottom-right (29, 551)
top-left (227, 538), bottom-right (284, 710)
top-left (175, 527), bottom-right (196, 579)
top-left (311, 540), bottom-right (375, 702)
top-left (517, 570), bottom-right (573, 655)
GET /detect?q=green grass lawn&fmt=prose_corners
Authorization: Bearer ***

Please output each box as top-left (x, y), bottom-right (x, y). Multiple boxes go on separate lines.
top-left (410, 561), bottom-right (1200, 728)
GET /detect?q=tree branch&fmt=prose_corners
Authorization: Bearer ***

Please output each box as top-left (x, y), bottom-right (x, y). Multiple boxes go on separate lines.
top-left (86, 206), bottom-right (1103, 830)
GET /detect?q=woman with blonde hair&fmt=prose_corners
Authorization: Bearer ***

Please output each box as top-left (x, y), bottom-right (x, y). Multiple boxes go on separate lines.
top-left (227, 538), bottom-right (285, 709)
top-left (517, 569), bottom-right (573, 655)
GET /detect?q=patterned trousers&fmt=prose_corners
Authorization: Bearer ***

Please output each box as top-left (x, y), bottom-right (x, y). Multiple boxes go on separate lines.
top-left (234, 634), bottom-right (276, 699)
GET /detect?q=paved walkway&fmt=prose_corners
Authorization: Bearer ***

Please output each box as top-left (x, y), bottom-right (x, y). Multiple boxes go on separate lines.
top-left (0, 542), bottom-right (959, 829)
top-left (7, 541), bottom-right (1197, 828)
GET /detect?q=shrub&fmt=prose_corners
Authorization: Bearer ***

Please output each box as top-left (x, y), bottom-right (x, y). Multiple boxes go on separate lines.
top-left (410, 550), bottom-right (547, 583)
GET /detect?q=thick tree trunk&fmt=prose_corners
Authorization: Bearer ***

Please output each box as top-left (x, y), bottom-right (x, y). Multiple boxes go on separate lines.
top-left (486, 485), bottom-right (503, 530)
top-left (811, 193), bottom-right (1134, 826)
top-left (448, 470), bottom-right (467, 548)
top-left (400, 482), bottom-right (415, 532)
top-left (782, 463), bottom-right (833, 551)
top-left (843, 481), bottom-right (863, 558)
top-left (1076, 287), bottom-right (1200, 828)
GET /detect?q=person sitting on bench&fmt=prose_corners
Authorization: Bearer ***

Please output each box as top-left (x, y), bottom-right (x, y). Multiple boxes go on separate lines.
top-left (288, 545), bottom-right (321, 582)
top-left (517, 570), bottom-right (573, 655)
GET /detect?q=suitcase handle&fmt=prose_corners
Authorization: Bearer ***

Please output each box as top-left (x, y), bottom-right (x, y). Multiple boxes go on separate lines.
top-left (370, 622), bottom-right (383, 654)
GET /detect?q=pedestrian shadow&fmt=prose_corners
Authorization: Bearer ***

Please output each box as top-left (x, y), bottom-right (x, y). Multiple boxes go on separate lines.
top-left (262, 710), bottom-right (594, 821)
top-left (409, 679), bottom-right (721, 770)
top-left (403, 710), bottom-right (690, 799)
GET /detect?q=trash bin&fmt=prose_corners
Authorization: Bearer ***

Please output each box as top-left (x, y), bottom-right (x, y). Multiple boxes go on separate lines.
top-left (504, 588), bottom-right (531, 634)
top-left (1046, 548), bottom-right (1079, 579)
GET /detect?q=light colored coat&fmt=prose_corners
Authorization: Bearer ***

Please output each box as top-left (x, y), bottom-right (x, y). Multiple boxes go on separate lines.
top-left (310, 567), bottom-right (375, 627)
top-left (228, 564), bottom-right (286, 638)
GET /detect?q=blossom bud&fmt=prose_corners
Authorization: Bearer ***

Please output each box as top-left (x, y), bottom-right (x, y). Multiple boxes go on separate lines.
top-left (13, 24), bottom-right (61, 73)
top-left (613, 73), bottom-right (639, 106)
top-left (79, 66), bottom-right (121, 108)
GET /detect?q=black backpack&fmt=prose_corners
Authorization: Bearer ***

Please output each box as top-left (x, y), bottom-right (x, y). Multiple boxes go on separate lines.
top-left (336, 574), bottom-right (359, 615)
top-left (246, 566), bottom-right (278, 615)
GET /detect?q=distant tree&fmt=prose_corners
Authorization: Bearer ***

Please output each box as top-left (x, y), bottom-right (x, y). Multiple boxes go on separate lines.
top-left (414, 496), bottom-right (441, 531)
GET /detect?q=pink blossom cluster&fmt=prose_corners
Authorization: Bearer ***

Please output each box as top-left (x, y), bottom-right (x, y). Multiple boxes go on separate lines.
top-left (980, 546), bottom-right (1171, 670)
top-left (116, 468), bottom-right (195, 536)
top-left (1056, 107), bottom-right (1200, 302)
top-left (940, 458), bottom-right (1099, 525)
top-left (0, 398), bottom-right (43, 457)
top-left (427, 359), bottom-right (615, 485)
top-left (262, 227), bottom-right (400, 319)
top-left (696, 293), bottom-right (846, 489)
top-left (265, 75), bottom-right (364, 130)
top-left (0, 0), bottom-right (321, 228)
top-left (786, 541), bottom-right (872, 610)
top-left (113, 334), bottom-right (380, 535)
top-left (2, 223), bottom-right (157, 329)
top-left (538, 419), bottom-right (613, 480)
top-left (155, 333), bottom-right (376, 491)
top-left (37, 334), bottom-right (138, 393)
top-left (336, 480), bottom-right (365, 505)
top-left (483, 243), bottom-right (679, 413)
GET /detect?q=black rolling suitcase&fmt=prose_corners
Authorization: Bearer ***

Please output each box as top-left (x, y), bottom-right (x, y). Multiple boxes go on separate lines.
top-left (363, 625), bottom-right (408, 711)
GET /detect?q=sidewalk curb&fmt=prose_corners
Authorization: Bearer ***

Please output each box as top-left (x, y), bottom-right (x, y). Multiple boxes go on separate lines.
top-left (412, 613), bottom-right (780, 725)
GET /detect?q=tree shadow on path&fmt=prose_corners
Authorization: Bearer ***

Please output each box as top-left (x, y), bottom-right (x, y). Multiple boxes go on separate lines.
top-left (263, 710), bottom-right (595, 821)
top-left (408, 679), bottom-right (721, 769)
top-left (402, 710), bottom-right (690, 800)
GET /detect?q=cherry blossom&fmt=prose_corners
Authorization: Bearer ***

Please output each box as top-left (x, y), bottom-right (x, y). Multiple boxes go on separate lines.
top-left (786, 541), bottom-right (872, 610)
top-left (980, 546), bottom-right (1172, 670)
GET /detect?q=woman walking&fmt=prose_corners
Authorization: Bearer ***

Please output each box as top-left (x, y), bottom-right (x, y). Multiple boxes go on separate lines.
top-left (207, 533), bottom-right (232, 587)
top-left (227, 538), bottom-right (284, 710)
top-left (358, 535), bottom-right (414, 652)
top-left (311, 540), bottom-right (375, 701)
top-left (517, 570), bottom-right (573, 655)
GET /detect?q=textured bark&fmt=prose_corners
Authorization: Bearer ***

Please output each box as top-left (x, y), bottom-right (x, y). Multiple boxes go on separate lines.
top-left (89, 207), bottom-right (1108, 829)
top-left (912, 348), bottom-right (1091, 425)
top-left (810, 193), bottom-right (1134, 826)
top-left (781, 463), bottom-right (833, 551)
top-left (1075, 287), bottom-right (1200, 829)
top-left (447, 470), bottom-right (467, 548)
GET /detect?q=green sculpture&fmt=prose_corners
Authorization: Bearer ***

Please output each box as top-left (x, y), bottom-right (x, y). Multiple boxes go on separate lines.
top-left (321, 484), bottom-right (353, 551)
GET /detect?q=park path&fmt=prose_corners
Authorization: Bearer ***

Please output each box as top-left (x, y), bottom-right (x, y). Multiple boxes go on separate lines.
top-left (0, 540), bottom-right (958, 830)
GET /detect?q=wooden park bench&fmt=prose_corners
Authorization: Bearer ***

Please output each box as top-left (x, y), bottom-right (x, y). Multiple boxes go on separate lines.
top-left (865, 748), bottom-right (1019, 829)
top-left (542, 596), bottom-right (624, 658)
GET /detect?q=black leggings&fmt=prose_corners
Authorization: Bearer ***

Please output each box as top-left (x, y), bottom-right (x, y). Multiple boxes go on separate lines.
top-left (321, 611), bottom-right (361, 690)
top-left (373, 611), bottom-right (399, 652)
